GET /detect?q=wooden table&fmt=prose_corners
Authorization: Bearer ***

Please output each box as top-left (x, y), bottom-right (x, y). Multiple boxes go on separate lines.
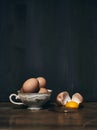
top-left (0, 102), bottom-right (97, 130)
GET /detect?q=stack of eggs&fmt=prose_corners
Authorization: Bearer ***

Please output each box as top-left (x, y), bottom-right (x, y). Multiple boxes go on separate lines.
top-left (20, 77), bottom-right (49, 94)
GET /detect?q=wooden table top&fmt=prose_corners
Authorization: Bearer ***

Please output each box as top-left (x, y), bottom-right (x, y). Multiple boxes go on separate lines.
top-left (0, 102), bottom-right (97, 130)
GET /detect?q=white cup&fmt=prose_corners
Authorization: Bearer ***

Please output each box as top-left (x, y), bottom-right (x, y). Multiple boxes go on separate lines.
top-left (9, 89), bottom-right (52, 110)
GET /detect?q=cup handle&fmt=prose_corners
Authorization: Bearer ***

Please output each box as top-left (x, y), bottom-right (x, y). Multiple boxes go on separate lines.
top-left (9, 94), bottom-right (24, 105)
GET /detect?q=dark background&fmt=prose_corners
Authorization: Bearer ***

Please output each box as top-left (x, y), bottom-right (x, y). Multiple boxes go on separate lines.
top-left (0, 0), bottom-right (97, 102)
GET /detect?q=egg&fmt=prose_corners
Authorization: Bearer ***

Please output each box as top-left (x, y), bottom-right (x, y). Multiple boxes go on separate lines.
top-left (21, 78), bottom-right (39, 93)
top-left (56, 91), bottom-right (83, 109)
top-left (37, 77), bottom-right (47, 88)
top-left (20, 87), bottom-right (23, 93)
top-left (38, 88), bottom-right (48, 94)
top-left (72, 93), bottom-right (83, 104)
top-left (65, 93), bottom-right (83, 109)
top-left (56, 91), bottom-right (71, 106)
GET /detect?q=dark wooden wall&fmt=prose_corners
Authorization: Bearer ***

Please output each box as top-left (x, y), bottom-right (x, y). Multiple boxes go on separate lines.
top-left (0, 0), bottom-right (97, 102)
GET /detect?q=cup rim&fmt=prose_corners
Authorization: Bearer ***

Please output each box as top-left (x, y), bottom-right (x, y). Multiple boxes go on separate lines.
top-left (17, 89), bottom-right (52, 95)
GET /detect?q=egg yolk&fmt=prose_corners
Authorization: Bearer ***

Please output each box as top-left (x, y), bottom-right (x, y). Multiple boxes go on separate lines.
top-left (65, 101), bottom-right (79, 109)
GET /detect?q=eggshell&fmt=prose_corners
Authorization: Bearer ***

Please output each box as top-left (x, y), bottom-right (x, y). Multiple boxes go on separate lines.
top-left (37, 77), bottom-right (47, 88)
top-left (56, 91), bottom-right (71, 106)
top-left (38, 88), bottom-right (48, 94)
top-left (21, 78), bottom-right (39, 93)
top-left (72, 93), bottom-right (83, 104)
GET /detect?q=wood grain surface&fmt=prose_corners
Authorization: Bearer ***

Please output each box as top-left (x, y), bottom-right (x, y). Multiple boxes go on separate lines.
top-left (0, 102), bottom-right (97, 130)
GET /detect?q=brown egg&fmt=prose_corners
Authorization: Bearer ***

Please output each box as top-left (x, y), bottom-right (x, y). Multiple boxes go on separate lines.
top-left (38, 88), bottom-right (48, 94)
top-left (20, 87), bottom-right (23, 93)
top-left (21, 78), bottom-right (39, 93)
top-left (37, 77), bottom-right (47, 88)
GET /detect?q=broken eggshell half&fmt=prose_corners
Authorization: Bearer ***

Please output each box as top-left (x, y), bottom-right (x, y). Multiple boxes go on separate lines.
top-left (72, 93), bottom-right (83, 104)
top-left (56, 91), bottom-right (71, 106)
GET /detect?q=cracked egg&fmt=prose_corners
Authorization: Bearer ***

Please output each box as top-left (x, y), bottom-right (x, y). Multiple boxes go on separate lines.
top-left (56, 91), bottom-right (83, 109)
